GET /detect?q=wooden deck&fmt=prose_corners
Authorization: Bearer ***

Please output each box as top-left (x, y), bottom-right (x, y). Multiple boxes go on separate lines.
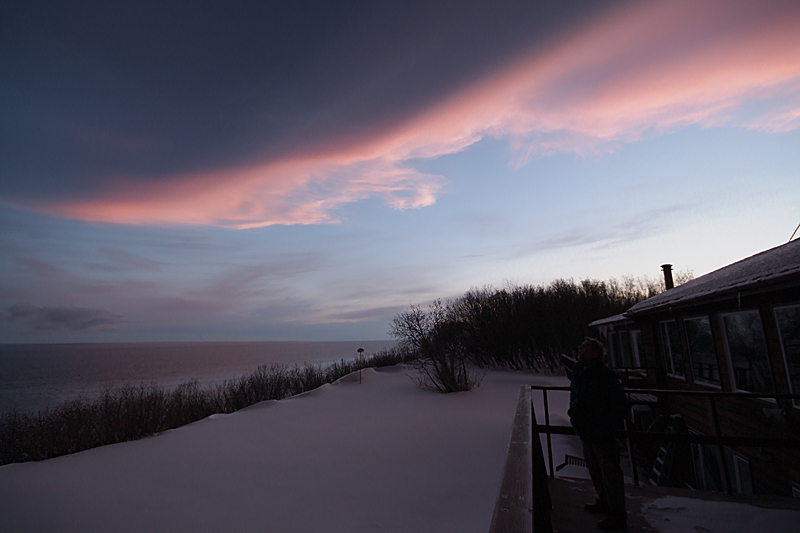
top-left (548, 477), bottom-right (656, 532)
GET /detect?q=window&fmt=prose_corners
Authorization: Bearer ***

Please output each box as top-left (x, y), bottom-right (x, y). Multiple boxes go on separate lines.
top-left (691, 437), bottom-right (723, 492)
top-left (619, 331), bottom-right (633, 367)
top-left (609, 331), bottom-right (620, 367)
top-left (722, 311), bottom-right (774, 393)
top-left (691, 435), bottom-right (753, 494)
top-left (684, 316), bottom-right (720, 386)
top-left (774, 304), bottom-right (800, 408)
top-left (630, 330), bottom-right (643, 368)
top-left (659, 320), bottom-right (684, 377)
top-left (609, 330), bottom-right (642, 369)
top-left (727, 450), bottom-right (753, 496)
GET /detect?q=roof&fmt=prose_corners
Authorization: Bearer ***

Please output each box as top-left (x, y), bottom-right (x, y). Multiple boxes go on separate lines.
top-left (588, 313), bottom-right (628, 328)
top-left (626, 239), bottom-right (800, 316)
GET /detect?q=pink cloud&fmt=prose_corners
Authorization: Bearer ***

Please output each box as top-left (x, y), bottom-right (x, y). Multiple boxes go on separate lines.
top-left (406, 0), bottom-right (800, 162)
top-left (44, 158), bottom-right (444, 229)
top-left (39, 0), bottom-right (800, 227)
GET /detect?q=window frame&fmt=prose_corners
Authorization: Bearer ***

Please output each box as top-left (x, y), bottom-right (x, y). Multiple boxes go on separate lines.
top-left (690, 429), bottom-right (723, 492)
top-left (773, 303), bottom-right (800, 409)
top-left (690, 429), bottom-right (753, 494)
top-left (608, 331), bottom-right (620, 368)
top-left (719, 309), bottom-right (775, 395)
top-left (630, 329), bottom-right (643, 369)
top-left (726, 449), bottom-right (753, 496)
top-left (683, 314), bottom-right (722, 389)
top-left (618, 330), bottom-right (633, 368)
top-left (659, 319), bottom-right (685, 379)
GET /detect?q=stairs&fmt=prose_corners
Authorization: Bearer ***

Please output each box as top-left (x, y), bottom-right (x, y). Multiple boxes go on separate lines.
top-left (555, 454), bottom-right (587, 472)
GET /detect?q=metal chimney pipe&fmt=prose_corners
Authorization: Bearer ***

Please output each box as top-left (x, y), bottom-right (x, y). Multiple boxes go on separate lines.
top-left (661, 264), bottom-right (674, 290)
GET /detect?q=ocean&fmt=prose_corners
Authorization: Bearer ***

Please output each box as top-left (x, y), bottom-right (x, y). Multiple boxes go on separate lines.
top-left (0, 340), bottom-right (396, 415)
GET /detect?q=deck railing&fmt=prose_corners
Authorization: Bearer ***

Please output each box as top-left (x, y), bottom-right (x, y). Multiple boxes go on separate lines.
top-left (490, 384), bottom-right (800, 533)
top-left (531, 385), bottom-right (800, 494)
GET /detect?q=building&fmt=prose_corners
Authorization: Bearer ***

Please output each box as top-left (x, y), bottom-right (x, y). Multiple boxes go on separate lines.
top-left (589, 239), bottom-right (800, 497)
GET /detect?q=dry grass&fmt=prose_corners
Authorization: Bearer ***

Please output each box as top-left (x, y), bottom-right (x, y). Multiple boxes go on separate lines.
top-left (0, 347), bottom-right (415, 465)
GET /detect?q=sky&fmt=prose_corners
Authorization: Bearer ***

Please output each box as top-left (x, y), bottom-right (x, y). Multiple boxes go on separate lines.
top-left (1, 0), bottom-right (799, 343)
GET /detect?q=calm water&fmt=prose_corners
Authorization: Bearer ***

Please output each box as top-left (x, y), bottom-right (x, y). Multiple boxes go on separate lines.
top-left (0, 341), bottom-right (396, 415)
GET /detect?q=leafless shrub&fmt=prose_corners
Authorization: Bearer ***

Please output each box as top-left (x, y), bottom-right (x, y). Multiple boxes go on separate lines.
top-left (0, 346), bottom-right (414, 465)
top-left (391, 299), bottom-right (481, 393)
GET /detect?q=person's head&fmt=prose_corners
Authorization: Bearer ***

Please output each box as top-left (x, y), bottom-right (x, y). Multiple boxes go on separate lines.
top-left (578, 337), bottom-right (605, 364)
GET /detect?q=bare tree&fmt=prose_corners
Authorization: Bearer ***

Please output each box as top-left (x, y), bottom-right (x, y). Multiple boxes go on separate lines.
top-left (390, 300), bottom-right (480, 393)
top-left (390, 272), bottom-right (695, 376)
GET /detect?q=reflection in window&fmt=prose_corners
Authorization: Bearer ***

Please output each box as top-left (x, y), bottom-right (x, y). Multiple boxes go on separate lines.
top-left (685, 316), bottom-right (720, 385)
top-left (659, 320), bottom-right (684, 377)
top-left (774, 305), bottom-right (800, 407)
top-left (722, 311), bottom-right (773, 393)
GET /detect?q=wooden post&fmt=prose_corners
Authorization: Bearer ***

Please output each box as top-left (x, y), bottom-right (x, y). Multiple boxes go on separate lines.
top-left (489, 386), bottom-right (533, 532)
top-left (542, 389), bottom-right (554, 479)
top-left (708, 396), bottom-right (733, 495)
top-left (530, 389), bottom-right (554, 533)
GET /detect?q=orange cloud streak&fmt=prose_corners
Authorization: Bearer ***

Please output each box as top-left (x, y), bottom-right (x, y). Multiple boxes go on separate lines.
top-left (41, 0), bottom-right (800, 227)
top-left (47, 158), bottom-right (443, 229)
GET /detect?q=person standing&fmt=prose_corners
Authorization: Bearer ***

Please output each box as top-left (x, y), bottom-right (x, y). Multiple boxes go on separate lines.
top-left (568, 338), bottom-right (629, 530)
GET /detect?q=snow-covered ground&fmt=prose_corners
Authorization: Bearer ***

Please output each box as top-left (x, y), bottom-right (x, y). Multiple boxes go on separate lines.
top-left (1, 365), bottom-right (797, 532)
top-left (641, 496), bottom-right (800, 533)
top-left (0, 366), bottom-right (564, 532)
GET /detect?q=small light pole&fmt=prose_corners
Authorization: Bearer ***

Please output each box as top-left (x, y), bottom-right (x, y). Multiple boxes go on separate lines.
top-left (357, 347), bottom-right (365, 384)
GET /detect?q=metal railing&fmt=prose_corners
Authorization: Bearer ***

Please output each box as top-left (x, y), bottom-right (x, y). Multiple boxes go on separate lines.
top-left (531, 385), bottom-right (800, 496)
top-left (560, 353), bottom-right (647, 386)
top-left (491, 383), bottom-right (800, 532)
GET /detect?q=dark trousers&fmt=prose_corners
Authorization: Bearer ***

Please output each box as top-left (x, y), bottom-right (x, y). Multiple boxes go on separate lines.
top-left (583, 438), bottom-right (626, 517)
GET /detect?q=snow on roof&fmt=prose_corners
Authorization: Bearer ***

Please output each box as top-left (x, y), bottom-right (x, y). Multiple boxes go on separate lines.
top-left (588, 313), bottom-right (628, 327)
top-left (627, 239), bottom-right (800, 316)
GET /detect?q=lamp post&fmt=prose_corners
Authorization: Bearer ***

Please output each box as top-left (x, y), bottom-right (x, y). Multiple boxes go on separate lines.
top-left (357, 347), bottom-right (364, 384)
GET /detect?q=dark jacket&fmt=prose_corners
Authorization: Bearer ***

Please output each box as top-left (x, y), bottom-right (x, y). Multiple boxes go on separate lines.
top-left (568, 359), bottom-right (628, 442)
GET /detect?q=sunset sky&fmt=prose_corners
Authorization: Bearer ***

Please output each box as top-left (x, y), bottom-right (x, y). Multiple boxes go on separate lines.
top-left (2, 0), bottom-right (799, 343)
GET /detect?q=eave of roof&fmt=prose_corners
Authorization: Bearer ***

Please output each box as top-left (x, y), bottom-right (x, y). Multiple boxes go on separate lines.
top-left (588, 313), bottom-right (628, 327)
top-left (626, 239), bottom-right (800, 317)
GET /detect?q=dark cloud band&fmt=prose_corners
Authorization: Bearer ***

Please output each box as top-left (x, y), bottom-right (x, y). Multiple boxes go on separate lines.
top-left (5, 304), bottom-right (123, 331)
top-left (1, 0), bottom-right (613, 201)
